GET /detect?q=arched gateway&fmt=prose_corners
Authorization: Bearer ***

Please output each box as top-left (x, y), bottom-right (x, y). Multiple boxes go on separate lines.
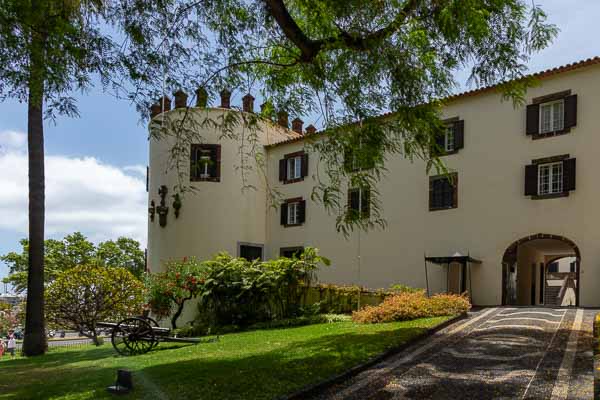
top-left (501, 233), bottom-right (580, 306)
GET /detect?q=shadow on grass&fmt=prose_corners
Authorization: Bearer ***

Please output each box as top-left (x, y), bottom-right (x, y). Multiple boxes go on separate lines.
top-left (0, 325), bottom-right (430, 400)
top-left (2, 345), bottom-right (114, 368)
top-left (136, 326), bottom-right (429, 400)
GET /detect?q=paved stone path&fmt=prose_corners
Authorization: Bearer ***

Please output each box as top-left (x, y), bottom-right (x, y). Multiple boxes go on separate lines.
top-left (311, 307), bottom-right (595, 400)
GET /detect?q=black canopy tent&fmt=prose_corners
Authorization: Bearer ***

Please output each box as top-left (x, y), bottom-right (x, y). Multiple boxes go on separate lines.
top-left (423, 254), bottom-right (481, 299)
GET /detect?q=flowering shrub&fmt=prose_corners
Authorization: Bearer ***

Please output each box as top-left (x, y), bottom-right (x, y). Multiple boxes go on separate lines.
top-left (46, 264), bottom-right (145, 344)
top-left (145, 258), bottom-right (207, 329)
top-left (352, 290), bottom-right (470, 324)
top-left (0, 309), bottom-right (19, 337)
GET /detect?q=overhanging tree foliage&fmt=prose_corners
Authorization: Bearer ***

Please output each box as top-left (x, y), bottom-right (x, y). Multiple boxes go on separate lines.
top-left (119, 0), bottom-right (557, 234)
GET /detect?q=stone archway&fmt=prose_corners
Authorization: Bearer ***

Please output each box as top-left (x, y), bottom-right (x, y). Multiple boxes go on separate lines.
top-left (501, 233), bottom-right (580, 306)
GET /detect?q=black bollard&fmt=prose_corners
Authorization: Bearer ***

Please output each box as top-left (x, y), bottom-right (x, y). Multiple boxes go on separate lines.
top-left (106, 369), bottom-right (133, 395)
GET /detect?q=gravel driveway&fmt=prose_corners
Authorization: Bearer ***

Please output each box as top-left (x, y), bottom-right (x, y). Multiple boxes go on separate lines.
top-left (310, 307), bottom-right (595, 400)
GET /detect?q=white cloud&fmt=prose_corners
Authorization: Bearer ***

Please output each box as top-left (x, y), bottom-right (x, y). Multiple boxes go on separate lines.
top-left (0, 130), bottom-right (147, 246)
top-left (0, 130), bottom-right (27, 153)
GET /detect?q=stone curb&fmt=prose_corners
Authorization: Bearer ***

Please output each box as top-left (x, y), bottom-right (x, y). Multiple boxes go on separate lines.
top-left (279, 312), bottom-right (469, 400)
top-left (594, 312), bottom-right (600, 400)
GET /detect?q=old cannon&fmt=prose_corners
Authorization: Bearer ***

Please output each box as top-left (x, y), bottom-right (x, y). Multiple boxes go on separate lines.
top-left (97, 316), bottom-right (213, 356)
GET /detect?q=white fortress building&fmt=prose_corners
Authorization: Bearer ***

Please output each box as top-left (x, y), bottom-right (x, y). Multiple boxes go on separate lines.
top-left (147, 57), bottom-right (600, 308)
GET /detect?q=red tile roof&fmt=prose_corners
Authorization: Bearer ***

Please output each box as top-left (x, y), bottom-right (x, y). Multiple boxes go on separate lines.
top-left (266, 56), bottom-right (600, 148)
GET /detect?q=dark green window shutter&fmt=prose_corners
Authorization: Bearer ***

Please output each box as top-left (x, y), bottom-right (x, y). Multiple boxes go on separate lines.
top-left (301, 154), bottom-right (309, 177)
top-left (298, 200), bottom-right (306, 223)
top-left (348, 189), bottom-right (360, 212)
top-left (428, 178), bottom-right (434, 210)
top-left (280, 203), bottom-right (288, 225)
top-left (524, 164), bottom-right (538, 196)
top-left (190, 145), bottom-right (198, 180)
top-left (454, 120), bottom-right (464, 150)
top-left (563, 158), bottom-right (576, 191)
top-left (564, 95), bottom-right (578, 129)
top-left (361, 189), bottom-right (370, 218)
top-left (279, 159), bottom-right (286, 181)
top-left (210, 145), bottom-right (221, 178)
top-left (435, 131), bottom-right (445, 153)
top-left (526, 104), bottom-right (540, 135)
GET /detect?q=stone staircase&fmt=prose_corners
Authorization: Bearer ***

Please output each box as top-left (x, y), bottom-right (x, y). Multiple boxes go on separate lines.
top-left (544, 285), bottom-right (562, 306)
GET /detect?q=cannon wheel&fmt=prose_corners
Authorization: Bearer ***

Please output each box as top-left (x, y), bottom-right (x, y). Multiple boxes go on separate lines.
top-left (111, 317), bottom-right (156, 356)
top-left (143, 316), bottom-right (161, 350)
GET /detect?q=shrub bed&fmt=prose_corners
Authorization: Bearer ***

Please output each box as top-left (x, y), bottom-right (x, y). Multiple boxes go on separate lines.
top-left (147, 248), bottom-right (330, 329)
top-left (352, 290), bottom-right (471, 323)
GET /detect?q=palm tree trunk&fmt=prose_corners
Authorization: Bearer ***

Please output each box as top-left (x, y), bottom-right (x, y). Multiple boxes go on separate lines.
top-left (22, 26), bottom-right (47, 356)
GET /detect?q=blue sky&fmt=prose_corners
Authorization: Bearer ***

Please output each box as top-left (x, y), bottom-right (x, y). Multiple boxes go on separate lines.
top-left (1, 0), bottom-right (599, 291)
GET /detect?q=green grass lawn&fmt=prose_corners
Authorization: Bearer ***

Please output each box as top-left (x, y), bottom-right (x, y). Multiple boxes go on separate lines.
top-left (0, 316), bottom-right (450, 400)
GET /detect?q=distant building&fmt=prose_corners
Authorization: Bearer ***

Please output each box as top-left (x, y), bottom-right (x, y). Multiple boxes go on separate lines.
top-left (0, 295), bottom-right (24, 307)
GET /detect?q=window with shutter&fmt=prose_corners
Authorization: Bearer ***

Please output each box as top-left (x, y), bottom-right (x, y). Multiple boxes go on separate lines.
top-left (429, 173), bottom-right (458, 211)
top-left (282, 197), bottom-right (305, 226)
top-left (344, 143), bottom-right (377, 172)
top-left (239, 245), bottom-right (263, 261)
top-left (432, 119), bottom-right (464, 155)
top-left (526, 155), bottom-right (576, 199)
top-left (347, 188), bottom-right (370, 219)
top-left (280, 247), bottom-right (304, 258)
top-left (527, 91), bottom-right (577, 139)
top-left (281, 151), bottom-right (307, 184)
top-left (190, 144), bottom-right (221, 182)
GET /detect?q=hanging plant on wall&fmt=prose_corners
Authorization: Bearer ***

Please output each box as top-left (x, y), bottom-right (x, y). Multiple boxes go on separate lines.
top-left (148, 200), bottom-right (156, 222)
top-left (173, 193), bottom-right (182, 218)
top-left (156, 185), bottom-right (169, 227)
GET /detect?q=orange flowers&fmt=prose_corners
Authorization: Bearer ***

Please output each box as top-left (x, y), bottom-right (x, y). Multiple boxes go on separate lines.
top-left (352, 291), bottom-right (471, 324)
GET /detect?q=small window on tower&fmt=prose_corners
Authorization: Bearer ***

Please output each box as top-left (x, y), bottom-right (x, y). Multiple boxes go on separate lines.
top-left (190, 144), bottom-right (221, 182)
